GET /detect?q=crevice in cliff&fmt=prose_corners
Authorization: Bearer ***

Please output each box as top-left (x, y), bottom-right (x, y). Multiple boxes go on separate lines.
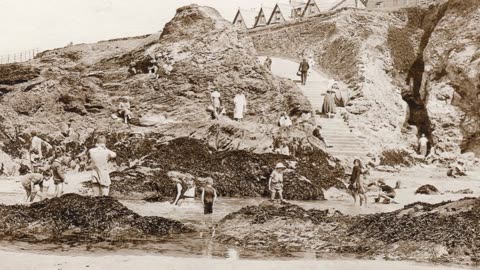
top-left (403, 2), bottom-right (449, 141)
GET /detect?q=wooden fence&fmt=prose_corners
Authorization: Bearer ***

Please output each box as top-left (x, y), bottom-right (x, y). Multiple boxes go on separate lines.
top-left (0, 48), bottom-right (40, 64)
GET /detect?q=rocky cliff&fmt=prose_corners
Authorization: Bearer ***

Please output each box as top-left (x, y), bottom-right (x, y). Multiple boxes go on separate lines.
top-left (0, 5), bottom-right (343, 198)
top-left (249, 0), bottom-right (480, 160)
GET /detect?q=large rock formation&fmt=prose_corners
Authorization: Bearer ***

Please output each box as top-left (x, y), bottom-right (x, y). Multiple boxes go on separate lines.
top-left (249, 0), bottom-right (480, 160)
top-left (0, 5), bottom-right (344, 199)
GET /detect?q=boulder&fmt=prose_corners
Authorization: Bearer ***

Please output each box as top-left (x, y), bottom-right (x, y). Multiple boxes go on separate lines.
top-left (415, 184), bottom-right (440, 195)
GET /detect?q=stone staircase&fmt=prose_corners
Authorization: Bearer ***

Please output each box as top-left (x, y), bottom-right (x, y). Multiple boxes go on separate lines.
top-left (299, 80), bottom-right (369, 159)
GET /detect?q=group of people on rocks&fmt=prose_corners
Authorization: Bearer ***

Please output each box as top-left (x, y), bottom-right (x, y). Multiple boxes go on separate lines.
top-left (208, 89), bottom-right (250, 122)
top-left (21, 135), bottom-right (117, 202)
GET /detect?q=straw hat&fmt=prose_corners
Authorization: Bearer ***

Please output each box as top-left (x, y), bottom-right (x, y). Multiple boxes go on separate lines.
top-left (275, 163), bottom-right (286, 169)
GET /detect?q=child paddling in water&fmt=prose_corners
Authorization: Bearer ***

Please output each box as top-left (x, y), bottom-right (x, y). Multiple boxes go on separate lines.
top-left (201, 177), bottom-right (217, 215)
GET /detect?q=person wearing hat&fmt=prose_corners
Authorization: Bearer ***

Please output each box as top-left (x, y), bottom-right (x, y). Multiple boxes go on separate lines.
top-left (88, 136), bottom-right (117, 196)
top-left (269, 163), bottom-right (287, 202)
top-left (298, 58), bottom-right (310, 86)
top-left (322, 82), bottom-right (337, 118)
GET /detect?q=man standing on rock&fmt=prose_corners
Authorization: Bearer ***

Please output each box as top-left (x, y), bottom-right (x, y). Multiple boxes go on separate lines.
top-left (418, 134), bottom-right (429, 157)
top-left (298, 58), bottom-right (310, 86)
top-left (88, 136), bottom-right (117, 196)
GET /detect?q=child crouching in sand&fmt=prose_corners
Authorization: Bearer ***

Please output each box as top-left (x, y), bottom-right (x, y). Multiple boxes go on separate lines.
top-left (269, 163), bottom-right (287, 203)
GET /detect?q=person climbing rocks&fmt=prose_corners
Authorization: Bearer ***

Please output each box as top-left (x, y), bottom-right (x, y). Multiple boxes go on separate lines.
top-left (371, 180), bottom-right (397, 204)
top-left (51, 148), bottom-right (66, 198)
top-left (210, 90), bottom-right (223, 120)
top-left (88, 136), bottom-right (117, 196)
top-left (21, 171), bottom-right (51, 202)
top-left (269, 163), bottom-right (287, 203)
top-left (418, 134), bottom-right (429, 157)
top-left (118, 99), bottom-right (133, 124)
top-left (298, 58), bottom-right (310, 85)
top-left (322, 87), bottom-right (337, 118)
top-left (264, 56), bottom-right (272, 71)
top-left (348, 159), bottom-right (367, 207)
top-left (278, 112), bottom-right (292, 128)
top-left (233, 91), bottom-right (247, 121)
top-left (447, 160), bottom-right (467, 178)
top-left (201, 177), bottom-right (217, 215)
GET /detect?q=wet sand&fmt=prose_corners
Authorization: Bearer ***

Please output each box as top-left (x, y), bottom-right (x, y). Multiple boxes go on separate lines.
top-left (0, 249), bottom-right (471, 270)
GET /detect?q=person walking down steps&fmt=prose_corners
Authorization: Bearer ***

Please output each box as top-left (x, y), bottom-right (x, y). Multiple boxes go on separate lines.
top-left (298, 58), bottom-right (310, 86)
top-left (322, 88), bottom-right (337, 118)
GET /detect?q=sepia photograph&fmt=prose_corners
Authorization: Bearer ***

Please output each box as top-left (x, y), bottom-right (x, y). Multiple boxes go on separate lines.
top-left (0, 0), bottom-right (479, 269)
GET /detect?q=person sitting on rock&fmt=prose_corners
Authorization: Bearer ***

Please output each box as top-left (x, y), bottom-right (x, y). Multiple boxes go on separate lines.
top-left (371, 179), bottom-right (397, 204)
top-left (269, 163), bottom-right (287, 203)
top-left (313, 125), bottom-right (332, 148)
top-left (210, 90), bottom-right (223, 120)
top-left (128, 60), bottom-right (137, 75)
top-left (118, 99), bottom-right (133, 124)
top-left (148, 55), bottom-right (159, 78)
top-left (278, 112), bottom-right (292, 128)
top-left (447, 160), bottom-right (467, 178)
top-left (276, 142), bottom-right (290, 156)
top-left (21, 171), bottom-right (52, 202)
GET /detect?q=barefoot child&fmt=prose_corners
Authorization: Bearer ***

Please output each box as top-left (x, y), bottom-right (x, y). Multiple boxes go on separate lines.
top-left (21, 171), bottom-right (51, 202)
top-left (201, 177), bottom-right (217, 215)
top-left (269, 163), bottom-right (286, 202)
top-left (51, 150), bottom-right (66, 198)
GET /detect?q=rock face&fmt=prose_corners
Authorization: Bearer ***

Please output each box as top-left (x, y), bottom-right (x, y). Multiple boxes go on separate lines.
top-left (0, 5), bottom-right (320, 178)
top-left (0, 194), bottom-right (190, 242)
top-left (249, 0), bottom-right (480, 160)
top-left (0, 5), bottom-right (344, 201)
top-left (216, 198), bottom-right (480, 265)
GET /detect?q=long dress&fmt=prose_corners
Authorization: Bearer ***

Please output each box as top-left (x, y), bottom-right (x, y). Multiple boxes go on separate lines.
top-left (233, 94), bottom-right (246, 119)
top-left (322, 92), bottom-right (336, 114)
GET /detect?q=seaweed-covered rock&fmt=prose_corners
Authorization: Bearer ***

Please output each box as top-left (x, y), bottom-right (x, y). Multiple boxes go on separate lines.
top-left (110, 137), bottom-right (344, 200)
top-left (415, 184), bottom-right (440, 195)
top-left (0, 194), bottom-right (191, 242)
top-left (215, 198), bottom-right (480, 265)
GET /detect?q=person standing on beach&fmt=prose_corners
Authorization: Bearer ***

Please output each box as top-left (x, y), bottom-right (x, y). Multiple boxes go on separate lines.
top-left (88, 136), bottom-right (117, 196)
top-left (418, 134), bottom-right (429, 157)
top-left (298, 58), bottom-right (310, 86)
top-left (269, 163), bottom-right (287, 202)
top-left (264, 57), bottom-right (272, 71)
top-left (348, 159), bottom-right (367, 206)
top-left (51, 149), bottom-right (66, 198)
top-left (201, 177), bottom-right (217, 215)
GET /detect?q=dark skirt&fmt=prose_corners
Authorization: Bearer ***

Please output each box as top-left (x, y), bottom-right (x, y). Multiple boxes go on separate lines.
top-left (204, 202), bottom-right (213, 215)
top-left (322, 94), bottom-right (336, 114)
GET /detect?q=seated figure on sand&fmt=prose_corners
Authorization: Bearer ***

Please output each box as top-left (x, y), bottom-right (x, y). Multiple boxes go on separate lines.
top-left (447, 160), bottom-right (467, 178)
top-left (370, 180), bottom-right (397, 204)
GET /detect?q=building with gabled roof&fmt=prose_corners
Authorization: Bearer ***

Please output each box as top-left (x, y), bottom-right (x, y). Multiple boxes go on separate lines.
top-left (254, 7), bottom-right (274, 28)
top-left (302, 0), bottom-right (321, 17)
top-left (290, 0), bottom-right (308, 19)
top-left (268, 3), bottom-right (294, 25)
top-left (232, 9), bottom-right (258, 30)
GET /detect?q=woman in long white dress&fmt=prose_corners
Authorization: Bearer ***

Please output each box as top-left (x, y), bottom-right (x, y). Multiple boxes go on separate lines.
top-left (233, 91), bottom-right (247, 121)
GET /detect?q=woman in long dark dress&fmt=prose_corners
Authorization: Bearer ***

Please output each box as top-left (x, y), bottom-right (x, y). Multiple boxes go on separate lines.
top-left (348, 159), bottom-right (367, 206)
